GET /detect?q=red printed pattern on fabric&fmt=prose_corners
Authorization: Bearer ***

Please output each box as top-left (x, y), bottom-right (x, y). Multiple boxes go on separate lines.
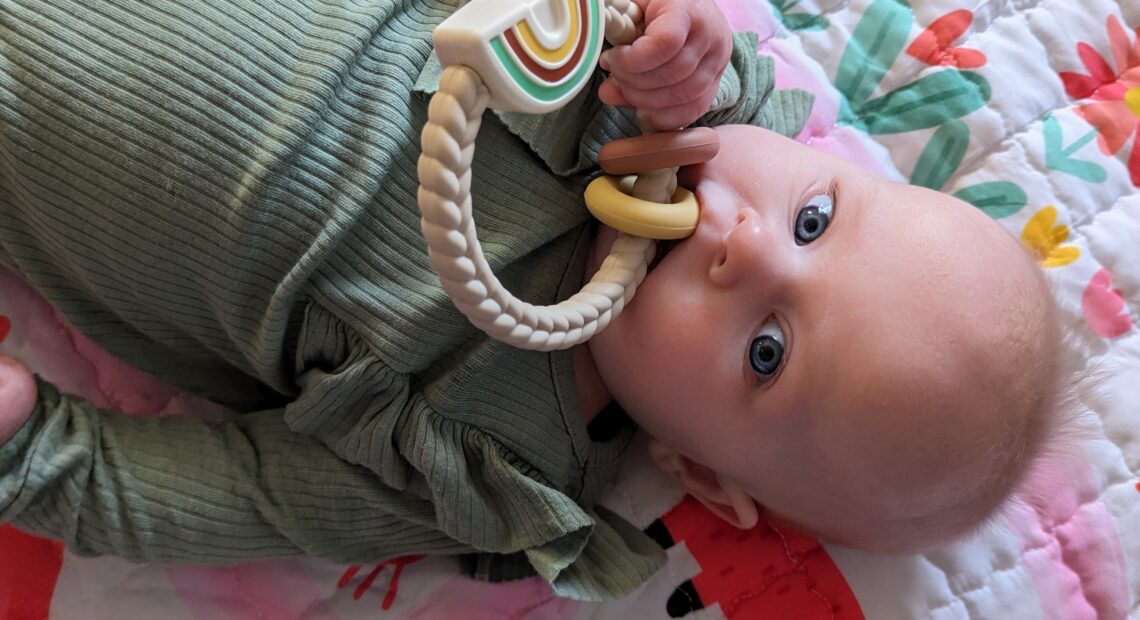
top-left (338, 555), bottom-right (426, 611)
top-left (0, 526), bottom-right (64, 620)
top-left (652, 495), bottom-right (863, 619)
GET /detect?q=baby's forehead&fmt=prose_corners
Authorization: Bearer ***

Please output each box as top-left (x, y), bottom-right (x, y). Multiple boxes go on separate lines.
top-left (716, 126), bottom-right (864, 174)
top-left (803, 231), bottom-right (1021, 390)
top-left (849, 183), bottom-right (1021, 277)
top-left (808, 238), bottom-right (1040, 412)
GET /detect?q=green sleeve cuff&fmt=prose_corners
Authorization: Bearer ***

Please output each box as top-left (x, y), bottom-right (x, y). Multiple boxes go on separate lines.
top-left (698, 31), bottom-right (814, 138)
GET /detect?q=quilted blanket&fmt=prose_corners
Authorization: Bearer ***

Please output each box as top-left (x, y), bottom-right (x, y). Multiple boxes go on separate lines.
top-left (2, 0), bottom-right (1139, 618)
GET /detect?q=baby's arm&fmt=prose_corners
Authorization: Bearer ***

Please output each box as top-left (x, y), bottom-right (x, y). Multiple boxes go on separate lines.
top-left (598, 0), bottom-right (732, 130)
top-left (0, 369), bottom-right (470, 563)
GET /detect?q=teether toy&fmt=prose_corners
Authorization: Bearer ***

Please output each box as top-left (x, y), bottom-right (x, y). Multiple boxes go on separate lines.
top-left (432, 0), bottom-right (604, 113)
top-left (585, 127), bottom-right (717, 238)
top-left (596, 127), bottom-right (720, 175)
top-left (584, 176), bottom-right (698, 240)
top-left (418, 0), bottom-right (718, 351)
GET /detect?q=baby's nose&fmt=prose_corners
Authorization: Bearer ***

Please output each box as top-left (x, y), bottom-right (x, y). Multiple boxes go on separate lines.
top-left (709, 209), bottom-right (770, 287)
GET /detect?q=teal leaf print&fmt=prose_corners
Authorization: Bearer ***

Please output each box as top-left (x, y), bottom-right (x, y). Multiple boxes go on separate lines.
top-left (910, 120), bottom-right (969, 189)
top-left (834, 0), bottom-right (911, 108)
top-left (858, 71), bottom-right (991, 134)
top-left (769, 0), bottom-right (830, 31)
top-left (782, 12), bottom-right (830, 31)
top-left (953, 181), bottom-right (1027, 219)
top-left (1043, 114), bottom-right (1107, 183)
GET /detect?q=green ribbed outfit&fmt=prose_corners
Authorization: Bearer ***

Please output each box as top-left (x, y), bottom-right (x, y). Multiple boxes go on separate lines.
top-left (0, 0), bottom-right (811, 600)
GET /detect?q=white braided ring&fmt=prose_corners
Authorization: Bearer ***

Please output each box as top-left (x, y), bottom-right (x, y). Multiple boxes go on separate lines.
top-left (416, 0), bottom-right (681, 351)
top-left (418, 65), bottom-right (662, 350)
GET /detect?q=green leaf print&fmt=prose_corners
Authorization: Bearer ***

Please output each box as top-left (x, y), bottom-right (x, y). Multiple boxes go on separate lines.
top-left (834, 0), bottom-right (911, 108)
top-left (858, 71), bottom-right (991, 134)
top-left (1043, 114), bottom-right (1107, 183)
top-left (910, 120), bottom-right (969, 189)
top-left (782, 12), bottom-right (830, 31)
top-left (769, 0), bottom-right (831, 31)
top-left (953, 181), bottom-right (1027, 219)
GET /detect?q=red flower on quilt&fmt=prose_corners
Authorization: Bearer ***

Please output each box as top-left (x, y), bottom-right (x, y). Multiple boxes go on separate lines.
top-left (905, 10), bottom-right (987, 69)
top-left (1058, 15), bottom-right (1140, 186)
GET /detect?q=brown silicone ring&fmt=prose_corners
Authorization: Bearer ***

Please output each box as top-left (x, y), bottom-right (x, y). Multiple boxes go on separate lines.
top-left (598, 127), bottom-right (720, 175)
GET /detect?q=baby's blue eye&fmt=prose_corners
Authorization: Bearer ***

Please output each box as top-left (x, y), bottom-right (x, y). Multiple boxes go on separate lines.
top-left (749, 319), bottom-right (785, 379)
top-left (794, 194), bottom-right (833, 245)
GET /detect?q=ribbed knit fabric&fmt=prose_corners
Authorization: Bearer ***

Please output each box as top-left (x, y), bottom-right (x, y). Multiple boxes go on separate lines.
top-left (0, 0), bottom-right (812, 601)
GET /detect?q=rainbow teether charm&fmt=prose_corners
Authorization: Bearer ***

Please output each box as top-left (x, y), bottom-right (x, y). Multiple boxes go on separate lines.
top-left (433, 0), bottom-right (605, 113)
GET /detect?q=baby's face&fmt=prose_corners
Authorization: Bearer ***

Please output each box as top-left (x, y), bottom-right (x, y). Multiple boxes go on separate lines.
top-left (588, 125), bottom-right (1048, 547)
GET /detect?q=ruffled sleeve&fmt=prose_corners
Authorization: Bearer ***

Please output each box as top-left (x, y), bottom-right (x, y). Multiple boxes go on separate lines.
top-left (285, 302), bottom-right (664, 601)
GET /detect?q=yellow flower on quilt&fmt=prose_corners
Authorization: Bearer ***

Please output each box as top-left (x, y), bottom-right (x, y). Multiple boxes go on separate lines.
top-left (1020, 206), bottom-right (1080, 267)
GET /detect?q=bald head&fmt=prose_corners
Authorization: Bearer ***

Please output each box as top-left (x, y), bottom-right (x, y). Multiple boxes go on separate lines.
top-left (742, 181), bottom-right (1063, 550)
top-left (589, 125), bottom-right (1066, 553)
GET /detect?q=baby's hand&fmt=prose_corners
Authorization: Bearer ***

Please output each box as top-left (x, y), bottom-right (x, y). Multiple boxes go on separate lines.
top-left (0, 356), bottom-right (36, 444)
top-left (598, 0), bottom-right (732, 131)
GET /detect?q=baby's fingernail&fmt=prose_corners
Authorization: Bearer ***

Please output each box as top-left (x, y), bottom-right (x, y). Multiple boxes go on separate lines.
top-left (599, 51), bottom-right (612, 71)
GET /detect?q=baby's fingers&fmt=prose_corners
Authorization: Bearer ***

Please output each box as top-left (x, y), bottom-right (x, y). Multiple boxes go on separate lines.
top-left (634, 79), bottom-right (721, 130)
top-left (603, 8), bottom-right (689, 76)
top-left (606, 49), bottom-right (726, 111)
top-left (598, 78), bottom-right (631, 107)
top-left (603, 35), bottom-right (709, 92)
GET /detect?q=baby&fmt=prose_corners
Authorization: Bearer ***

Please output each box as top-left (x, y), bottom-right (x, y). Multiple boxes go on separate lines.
top-left (586, 124), bottom-right (1064, 553)
top-left (0, 0), bottom-right (1064, 602)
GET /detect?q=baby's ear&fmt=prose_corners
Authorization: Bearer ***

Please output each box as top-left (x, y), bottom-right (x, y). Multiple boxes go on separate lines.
top-left (648, 439), bottom-right (759, 530)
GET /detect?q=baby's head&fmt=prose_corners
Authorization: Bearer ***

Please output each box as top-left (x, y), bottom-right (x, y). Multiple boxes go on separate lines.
top-left (588, 125), bottom-right (1063, 552)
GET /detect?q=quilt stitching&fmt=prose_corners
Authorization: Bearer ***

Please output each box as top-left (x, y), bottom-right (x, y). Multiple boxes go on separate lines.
top-left (920, 561), bottom-right (1021, 617)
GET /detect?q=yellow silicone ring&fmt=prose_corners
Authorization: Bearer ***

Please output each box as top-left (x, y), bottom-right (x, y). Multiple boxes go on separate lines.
top-left (584, 175), bottom-right (699, 240)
